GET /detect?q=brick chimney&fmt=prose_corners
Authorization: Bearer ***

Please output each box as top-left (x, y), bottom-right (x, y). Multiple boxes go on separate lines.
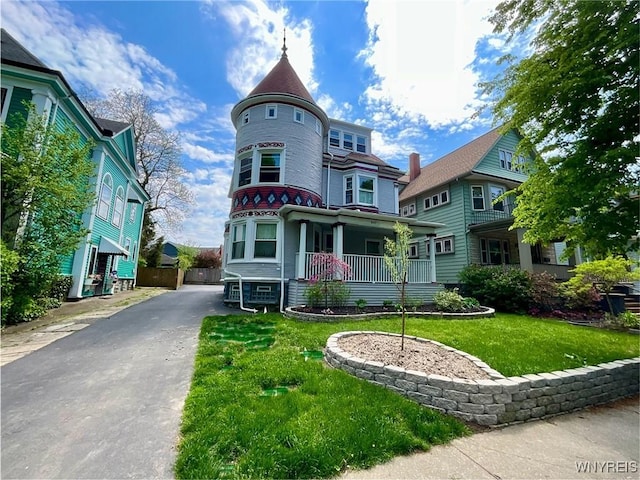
top-left (409, 152), bottom-right (421, 181)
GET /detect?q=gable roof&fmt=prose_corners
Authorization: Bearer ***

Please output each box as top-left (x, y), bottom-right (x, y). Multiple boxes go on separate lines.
top-left (247, 53), bottom-right (316, 104)
top-left (399, 127), bottom-right (503, 201)
top-left (1, 29), bottom-right (48, 69)
top-left (94, 117), bottom-right (131, 137)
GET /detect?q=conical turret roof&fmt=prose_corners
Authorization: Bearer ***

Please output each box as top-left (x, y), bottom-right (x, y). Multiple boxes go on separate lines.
top-left (247, 52), bottom-right (316, 104)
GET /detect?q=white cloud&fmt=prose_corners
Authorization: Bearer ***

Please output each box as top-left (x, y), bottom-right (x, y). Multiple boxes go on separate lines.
top-left (208, 0), bottom-right (317, 99)
top-left (361, 0), bottom-right (499, 128)
top-left (182, 144), bottom-right (235, 165)
top-left (316, 94), bottom-right (353, 121)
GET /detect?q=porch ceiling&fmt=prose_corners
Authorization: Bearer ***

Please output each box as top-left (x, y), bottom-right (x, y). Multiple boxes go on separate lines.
top-left (279, 205), bottom-right (443, 235)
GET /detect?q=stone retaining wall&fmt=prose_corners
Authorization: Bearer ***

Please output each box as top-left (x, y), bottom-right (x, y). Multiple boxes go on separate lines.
top-left (325, 331), bottom-right (640, 426)
top-left (285, 307), bottom-right (495, 322)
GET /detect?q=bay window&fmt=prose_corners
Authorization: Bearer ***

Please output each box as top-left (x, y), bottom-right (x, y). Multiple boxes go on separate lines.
top-left (231, 224), bottom-right (246, 259)
top-left (254, 223), bottom-right (277, 258)
top-left (259, 152), bottom-right (280, 182)
top-left (238, 156), bottom-right (252, 187)
top-left (358, 175), bottom-right (375, 205)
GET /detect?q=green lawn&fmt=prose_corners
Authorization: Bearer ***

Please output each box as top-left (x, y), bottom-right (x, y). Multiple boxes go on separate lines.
top-left (175, 313), bottom-right (639, 479)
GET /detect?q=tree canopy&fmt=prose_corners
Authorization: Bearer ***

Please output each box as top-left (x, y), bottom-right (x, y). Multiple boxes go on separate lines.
top-left (482, 0), bottom-right (639, 258)
top-left (1, 105), bottom-right (95, 322)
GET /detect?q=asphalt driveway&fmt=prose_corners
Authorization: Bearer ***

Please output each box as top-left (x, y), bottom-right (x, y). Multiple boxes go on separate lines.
top-left (1, 284), bottom-right (237, 479)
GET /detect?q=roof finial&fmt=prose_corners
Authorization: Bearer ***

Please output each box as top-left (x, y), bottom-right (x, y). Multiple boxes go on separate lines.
top-left (281, 27), bottom-right (288, 58)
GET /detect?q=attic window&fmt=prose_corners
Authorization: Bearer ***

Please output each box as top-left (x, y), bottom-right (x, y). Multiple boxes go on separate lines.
top-left (329, 129), bottom-right (340, 147)
top-left (424, 189), bottom-right (449, 210)
top-left (343, 133), bottom-right (353, 150)
top-left (294, 108), bottom-right (304, 123)
top-left (266, 104), bottom-right (277, 119)
top-left (356, 136), bottom-right (366, 153)
top-left (242, 111), bottom-right (250, 125)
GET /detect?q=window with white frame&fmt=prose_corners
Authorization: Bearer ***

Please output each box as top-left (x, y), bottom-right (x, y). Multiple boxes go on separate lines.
top-left (329, 129), bottom-right (340, 147)
top-left (356, 135), bottom-right (366, 153)
top-left (358, 175), bottom-right (375, 205)
top-left (365, 239), bottom-right (382, 256)
top-left (129, 203), bottom-right (137, 223)
top-left (231, 224), bottom-right (246, 259)
top-left (480, 238), bottom-right (510, 265)
top-left (401, 205), bottom-right (409, 217)
top-left (499, 149), bottom-right (527, 173)
top-left (426, 236), bottom-right (454, 255)
top-left (242, 111), bottom-right (250, 125)
top-left (259, 152), bottom-right (280, 183)
top-left (238, 155), bottom-right (252, 187)
top-left (315, 119), bottom-right (321, 135)
top-left (408, 203), bottom-right (416, 215)
top-left (401, 204), bottom-right (415, 217)
top-left (97, 173), bottom-right (113, 220)
top-left (423, 189), bottom-right (449, 210)
top-left (294, 108), bottom-right (304, 123)
top-left (112, 186), bottom-right (125, 227)
top-left (471, 185), bottom-right (485, 210)
top-left (254, 223), bottom-right (277, 258)
top-left (0, 88), bottom-right (7, 118)
top-left (266, 104), bottom-right (277, 119)
top-left (123, 237), bottom-right (131, 260)
top-left (408, 243), bottom-right (419, 258)
top-left (345, 175), bottom-right (354, 204)
top-left (343, 132), bottom-right (354, 150)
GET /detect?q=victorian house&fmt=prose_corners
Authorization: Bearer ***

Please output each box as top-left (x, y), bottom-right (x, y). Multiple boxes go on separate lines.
top-left (222, 43), bottom-right (442, 309)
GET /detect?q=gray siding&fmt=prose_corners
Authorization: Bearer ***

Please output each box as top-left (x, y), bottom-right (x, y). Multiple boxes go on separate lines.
top-left (322, 166), bottom-right (397, 213)
top-left (235, 103), bottom-right (324, 196)
top-left (288, 281), bottom-right (443, 306)
top-left (224, 262), bottom-right (282, 279)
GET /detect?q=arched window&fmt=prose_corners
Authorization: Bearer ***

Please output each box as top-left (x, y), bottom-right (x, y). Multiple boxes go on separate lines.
top-left (112, 186), bottom-right (125, 227)
top-left (97, 174), bottom-right (113, 220)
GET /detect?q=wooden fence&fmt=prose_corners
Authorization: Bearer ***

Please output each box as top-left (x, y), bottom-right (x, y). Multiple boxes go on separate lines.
top-left (184, 268), bottom-right (222, 284)
top-left (136, 267), bottom-right (184, 290)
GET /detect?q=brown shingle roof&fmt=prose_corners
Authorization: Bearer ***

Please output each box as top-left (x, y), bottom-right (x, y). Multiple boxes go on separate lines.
top-left (399, 127), bottom-right (503, 201)
top-left (248, 54), bottom-right (316, 104)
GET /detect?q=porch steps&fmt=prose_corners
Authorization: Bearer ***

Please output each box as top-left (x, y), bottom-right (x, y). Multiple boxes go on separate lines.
top-left (624, 294), bottom-right (640, 317)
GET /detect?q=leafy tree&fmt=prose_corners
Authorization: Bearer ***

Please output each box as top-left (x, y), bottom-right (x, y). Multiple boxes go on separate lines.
top-left (482, 0), bottom-right (639, 258)
top-left (177, 245), bottom-right (199, 270)
top-left (1, 240), bottom-right (20, 325)
top-left (563, 256), bottom-right (639, 316)
top-left (193, 249), bottom-right (222, 269)
top-left (82, 89), bottom-right (194, 245)
top-left (383, 222), bottom-right (412, 350)
top-left (144, 236), bottom-right (165, 268)
top-left (1, 105), bottom-right (95, 323)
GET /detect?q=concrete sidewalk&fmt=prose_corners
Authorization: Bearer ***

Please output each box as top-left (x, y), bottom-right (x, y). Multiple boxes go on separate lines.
top-left (342, 395), bottom-right (639, 480)
top-left (0, 287), bottom-right (169, 366)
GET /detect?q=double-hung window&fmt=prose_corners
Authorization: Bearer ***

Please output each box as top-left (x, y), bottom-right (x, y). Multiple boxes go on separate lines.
top-left (231, 224), bottom-right (246, 259)
top-left (294, 108), bottom-right (304, 123)
top-left (490, 185), bottom-right (505, 211)
top-left (112, 186), bottom-right (125, 227)
top-left (266, 104), bottom-right (277, 119)
top-left (238, 156), bottom-right (252, 187)
top-left (499, 149), bottom-right (513, 170)
top-left (97, 174), bottom-right (113, 220)
top-left (259, 152), bottom-right (280, 183)
top-left (254, 223), bottom-right (277, 258)
top-left (345, 176), bottom-right (354, 204)
top-left (329, 129), bottom-right (340, 147)
top-left (343, 133), bottom-right (353, 150)
top-left (356, 136), bottom-right (366, 153)
top-left (471, 185), bottom-right (485, 210)
top-left (358, 175), bottom-right (375, 205)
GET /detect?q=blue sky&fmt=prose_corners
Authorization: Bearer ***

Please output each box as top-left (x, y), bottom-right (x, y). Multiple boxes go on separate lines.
top-left (2, 0), bottom-right (513, 248)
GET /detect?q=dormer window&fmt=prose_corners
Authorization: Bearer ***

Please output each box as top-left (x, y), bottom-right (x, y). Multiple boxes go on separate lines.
top-left (356, 136), bottom-right (366, 153)
top-left (266, 105), bottom-right (277, 119)
top-left (294, 108), bottom-right (304, 123)
top-left (343, 133), bottom-right (353, 150)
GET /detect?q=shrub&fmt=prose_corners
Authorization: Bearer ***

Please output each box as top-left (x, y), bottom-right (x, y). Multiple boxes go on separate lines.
top-left (462, 297), bottom-right (480, 309)
top-left (355, 298), bottom-right (367, 311)
top-left (304, 280), bottom-right (350, 308)
top-left (529, 271), bottom-right (562, 311)
top-left (433, 289), bottom-right (465, 312)
top-left (616, 311), bottom-right (639, 329)
top-left (459, 265), bottom-right (532, 312)
top-left (1, 241), bottom-right (20, 326)
top-left (304, 282), bottom-right (324, 307)
top-left (48, 275), bottom-right (73, 301)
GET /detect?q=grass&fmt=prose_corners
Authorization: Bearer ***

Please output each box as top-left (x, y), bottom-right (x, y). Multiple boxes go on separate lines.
top-left (175, 313), bottom-right (639, 479)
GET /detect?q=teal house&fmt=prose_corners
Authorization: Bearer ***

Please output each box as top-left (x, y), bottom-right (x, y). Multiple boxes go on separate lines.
top-left (1, 29), bottom-right (149, 298)
top-left (399, 127), bottom-right (581, 285)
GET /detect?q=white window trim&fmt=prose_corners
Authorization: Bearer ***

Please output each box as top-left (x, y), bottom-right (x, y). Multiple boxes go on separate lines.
top-left (408, 203), bottom-right (416, 215)
top-left (228, 219), bottom-right (281, 263)
top-left (356, 135), bottom-right (366, 153)
top-left (342, 132), bottom-right (354, 151)
top-left (315, 119), bottom-right (322, 135)
top-left (423, 188), bottom-right (449, 210)
top-left (490, 184), bottom-right (506, 211)
top-left (265, 104), bottom-right (277, 119)
top-left (426, 235), bottom-right (455, 255)
top-left (0, 85), bottom-right (14, 123)
top-left (112, 186), bottom-right (125, 227)
top-left (357, 173), bottom-right (377, 207)
top-left (257, 149), bottom-right (283, 184)
top-left (230, 222), bottom-right (247, 262)
top-left (123, 237), bottom-right (131, 261)
top-left (237, 152), bottom-right (253, 188)
top-left (408, 242), bottom-right (419, 258)
top-left (293, 108), bottom-right (304, 124)
top-left (97, 173), bottom-right (113, 220)
top-left (242, 110), bottom-right (250, 125)
top-left (329, 129), bottom-right (340, 147)
top-left (344, 172), bottom-right (378, 207)
top-left (401, 205), bottom-right (409, 217)
top-left (252, 220), bottom-right (280, 261)
top-left (471, 185), bottom-right (485, 211)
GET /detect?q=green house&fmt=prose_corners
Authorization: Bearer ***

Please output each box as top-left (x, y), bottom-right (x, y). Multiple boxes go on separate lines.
top-left (1, 29), bottom-right (150, 298)
top-left (399, 127), bottom-right (581, 285)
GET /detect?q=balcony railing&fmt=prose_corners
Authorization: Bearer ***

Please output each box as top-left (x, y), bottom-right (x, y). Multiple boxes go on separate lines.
top-left (297, 252), bottom-right (432, 283)
top-left (470, 201), bottom-right (515, 225)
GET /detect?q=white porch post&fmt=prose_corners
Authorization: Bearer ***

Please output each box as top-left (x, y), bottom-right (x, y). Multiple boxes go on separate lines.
top-left (333, 223), bottom-right (344, 261)
top-left (428, 234), bottom-right (436, 283)
top-left (516, 228), bottom-right (533, 273)
top-left (297, 220), bottom-right (308, 279)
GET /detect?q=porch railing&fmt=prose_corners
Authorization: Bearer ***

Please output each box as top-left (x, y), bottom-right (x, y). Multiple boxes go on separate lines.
top-left (297, 252), bottom-right (432, 283)
top-left (470, 201), bottom-right (515, 225)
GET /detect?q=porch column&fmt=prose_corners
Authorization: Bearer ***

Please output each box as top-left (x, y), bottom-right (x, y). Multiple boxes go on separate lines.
top-left (516, 228), bottom-right (533, 273)
top-left (297, 220), bottom-right (308, 279)
top-left (427, 234), bottom-right (436, 283)
top-left (574, 246), bottom-right (583, 265)
top-left (333, 223), bottom-right (344, 261)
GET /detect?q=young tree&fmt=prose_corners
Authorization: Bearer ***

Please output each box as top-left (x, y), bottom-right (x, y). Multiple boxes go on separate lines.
top-left (308, 253), bottom-right (351, 310)
top-left (383, 222), bottom-right (412, 350)
top-left (193, 249), bottom-right (222, 268)
top-left (482, 0), bottom-right (639, 258)
top-left (177, 245), bottom-right (199, 270)
top-left (82, 89), bottom-right (194, 244)
top-left (1, 105), bottom-right (95, 323)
